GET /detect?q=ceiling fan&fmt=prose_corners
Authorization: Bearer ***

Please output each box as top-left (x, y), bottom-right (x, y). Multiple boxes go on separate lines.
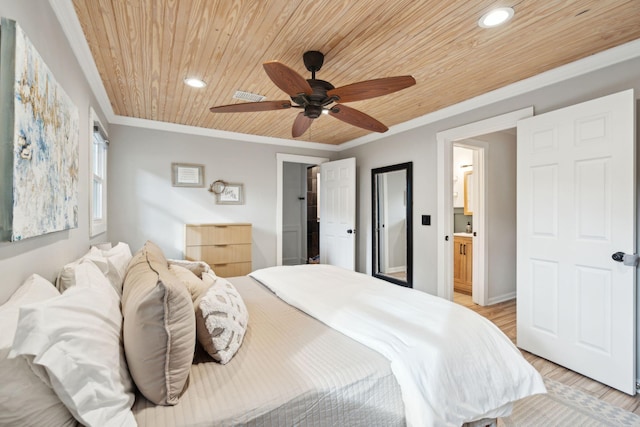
top-left (209, 51), bottom-right (416, 138)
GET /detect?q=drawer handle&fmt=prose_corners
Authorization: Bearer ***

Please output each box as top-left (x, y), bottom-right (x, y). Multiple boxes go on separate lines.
top-left (214, 244), bottom-right (228, 247)
top-left (214, 263), bottom-right (228, 267)
top-left (214, 225), bottom-right (228, 228)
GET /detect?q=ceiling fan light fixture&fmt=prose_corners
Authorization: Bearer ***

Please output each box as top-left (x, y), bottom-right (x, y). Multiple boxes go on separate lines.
top-left (184, 77), bottom-right (207, 88)
top-left (478, 7), bottom-right (514, 28)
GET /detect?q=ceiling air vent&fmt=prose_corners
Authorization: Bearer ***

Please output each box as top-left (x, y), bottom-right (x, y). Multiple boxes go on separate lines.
top-left (233, 90), bottom-right (266, 102)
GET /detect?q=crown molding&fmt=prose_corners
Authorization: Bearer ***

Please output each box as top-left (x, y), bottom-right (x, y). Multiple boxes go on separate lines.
top-left (111, 115), bottom-right (342, 151)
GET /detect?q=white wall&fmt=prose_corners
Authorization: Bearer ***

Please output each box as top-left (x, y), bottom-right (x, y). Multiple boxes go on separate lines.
top-left (340, 56), bottom-right (640, 295)
top-left (107, 124), bottom-right (335, 269)
top-left (469, 131), bottom-right (517, 303)
top-left (0, 0), bottom-right (110, 304)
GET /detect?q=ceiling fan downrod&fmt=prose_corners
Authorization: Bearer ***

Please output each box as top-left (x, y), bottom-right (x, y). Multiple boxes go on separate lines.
top-left (303, 50), bottom-right (324, 80)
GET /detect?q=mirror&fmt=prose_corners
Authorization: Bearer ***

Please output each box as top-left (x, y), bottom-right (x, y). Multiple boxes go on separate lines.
top-left (372, 162), bottom-right (413, 287)
top-left (464, 170), bottom-right (473, 215)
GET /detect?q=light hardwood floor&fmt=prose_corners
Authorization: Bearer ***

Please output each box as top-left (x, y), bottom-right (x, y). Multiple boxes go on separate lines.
top-left (453, 292), bottom-right (640, 415)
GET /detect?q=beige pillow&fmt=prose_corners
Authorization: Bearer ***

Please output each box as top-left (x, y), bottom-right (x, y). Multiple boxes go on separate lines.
top-left (196, 278), bottom-right (248, 364)
top-left (168, 258), bottom-right (213, 280)
top-left (169, 263), bottom-right (216, 303)
top-left (121, 241), bottom-right (195, 405)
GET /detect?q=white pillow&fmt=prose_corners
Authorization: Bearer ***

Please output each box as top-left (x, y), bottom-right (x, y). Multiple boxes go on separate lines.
top-left (90, 241), bottom-right (132, 295)
top-left (93, 242), bottom-right (113, 250)
top-left (0, 275), bottom-right (75, 427)
top-left (56, 249), bottom-right (109, 293)
top-left (10, 262), bottom-right (136, 427)
top-left (196, 278), bottom-right (248, 364)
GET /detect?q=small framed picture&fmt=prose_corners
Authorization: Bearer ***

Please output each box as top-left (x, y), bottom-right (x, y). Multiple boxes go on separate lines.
top-left (217, 183), bottom-right (244, 205)
top-left (172, 163), bottom-right (204, 187)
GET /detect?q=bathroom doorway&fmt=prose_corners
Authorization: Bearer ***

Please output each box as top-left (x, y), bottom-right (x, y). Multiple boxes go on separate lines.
top-left (436, 108), bottom-right (531, 305)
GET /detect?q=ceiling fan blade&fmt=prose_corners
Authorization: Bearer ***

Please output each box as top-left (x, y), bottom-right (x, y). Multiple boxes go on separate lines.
top-left (329, 104), bottom-right (388, 133)
top-left (327, 75), bottom-right (416, 103)
top-left (292, 112), bottom-right (314, 138)
top-left (209, 100), bottom-right (291, 113)
top-left (263, 61), bottom-right (313, 97)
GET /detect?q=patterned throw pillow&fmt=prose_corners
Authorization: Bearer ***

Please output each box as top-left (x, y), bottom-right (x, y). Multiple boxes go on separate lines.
top-left (195, 278), bottom-right (248, 364)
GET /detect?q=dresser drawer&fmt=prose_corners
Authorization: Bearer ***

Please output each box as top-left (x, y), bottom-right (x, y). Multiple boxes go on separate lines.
top-left (209, 262), bottom-right (252, 277)
top-left (185, 224), bottom-right (251, 245)
top-left (185, 243), bottom-right (251, 264)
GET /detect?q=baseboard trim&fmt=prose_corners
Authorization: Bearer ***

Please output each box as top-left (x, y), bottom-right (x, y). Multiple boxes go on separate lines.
top-left (487, 291), bottom-right (516, 305)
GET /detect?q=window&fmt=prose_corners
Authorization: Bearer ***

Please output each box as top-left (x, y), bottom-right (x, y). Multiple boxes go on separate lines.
top-left (90, 109), bottom-right (108, 236)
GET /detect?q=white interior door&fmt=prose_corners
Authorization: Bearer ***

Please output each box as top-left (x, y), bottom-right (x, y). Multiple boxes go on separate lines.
top-left (517, 89), bottom-right (636, 394)
top-left (320, 157), bottom-right (356, 270)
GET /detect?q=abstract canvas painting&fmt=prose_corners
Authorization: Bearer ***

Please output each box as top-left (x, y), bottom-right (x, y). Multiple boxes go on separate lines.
top-left (0, 18), bottom-right (79, 241)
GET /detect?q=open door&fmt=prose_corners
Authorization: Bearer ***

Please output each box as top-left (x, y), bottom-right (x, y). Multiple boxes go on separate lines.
top-left (517, 89), bottom-right (636, 394)
top-left (320, 157), bottom-right (356, 270)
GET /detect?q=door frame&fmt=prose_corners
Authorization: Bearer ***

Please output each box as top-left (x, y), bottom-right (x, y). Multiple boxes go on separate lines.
top-left (436, 107), bottom-right (533, 303)
top-left (276, 153), bottom-right (329, 266)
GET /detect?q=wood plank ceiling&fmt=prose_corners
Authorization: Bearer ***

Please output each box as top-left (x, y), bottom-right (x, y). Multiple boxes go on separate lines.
top-left (72, 0), bottom-right (640, 146)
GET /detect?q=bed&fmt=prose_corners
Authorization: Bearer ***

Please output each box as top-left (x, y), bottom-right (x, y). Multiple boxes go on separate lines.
top-left (2, 241), bottom-right (545, 427)
top-left (133, 264), bottom-right (545, 427)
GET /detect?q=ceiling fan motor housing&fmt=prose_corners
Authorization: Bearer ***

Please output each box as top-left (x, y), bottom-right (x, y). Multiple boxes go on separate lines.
top-left (292, 78), bottom-right (336, 118)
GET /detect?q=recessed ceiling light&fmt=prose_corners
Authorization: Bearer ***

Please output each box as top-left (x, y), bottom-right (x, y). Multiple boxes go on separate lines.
top-left (184, 77), bottom-right (207, 88)
top-left (478, 7), bottom-right (514, 28)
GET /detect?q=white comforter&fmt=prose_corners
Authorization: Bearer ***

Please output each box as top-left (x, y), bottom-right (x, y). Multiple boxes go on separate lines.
top-left (250, 265), bottom-right (545, 427)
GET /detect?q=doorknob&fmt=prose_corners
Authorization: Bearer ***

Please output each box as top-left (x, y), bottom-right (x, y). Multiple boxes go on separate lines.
top-left (612, 252), bottom-right (639, 266)
top-left (612, 252), bottom-right (625, 262)
top-left (347, 229), bottom-right (355, 234)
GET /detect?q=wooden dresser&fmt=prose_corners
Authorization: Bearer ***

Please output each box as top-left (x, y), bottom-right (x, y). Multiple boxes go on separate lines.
top-left (184, 223), bottom-right (252, 277)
